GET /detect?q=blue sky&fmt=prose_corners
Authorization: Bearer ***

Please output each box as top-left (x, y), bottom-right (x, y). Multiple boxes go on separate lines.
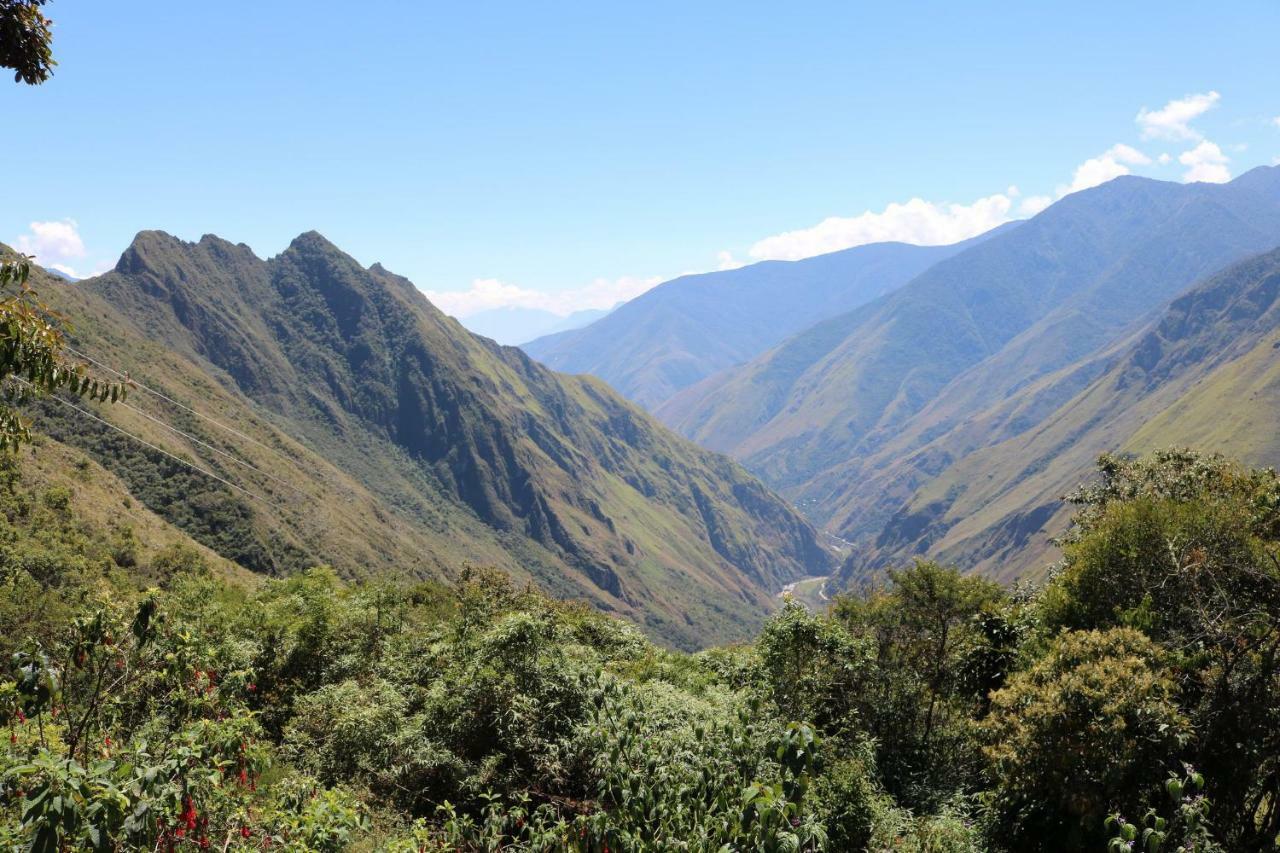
top-left (5, 1), bottom-right (1280, 318)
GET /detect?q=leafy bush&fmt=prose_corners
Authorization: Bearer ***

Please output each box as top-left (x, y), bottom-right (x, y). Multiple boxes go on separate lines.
top-left (2, 448), bottom-right (1279, 850)
top-left (982, 628), bottom-right (1188, 850)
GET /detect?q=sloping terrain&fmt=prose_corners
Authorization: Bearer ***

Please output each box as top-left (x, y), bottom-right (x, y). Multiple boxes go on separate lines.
top-left (25, 232), bottom-right (832, 648)
top-left (660, 168), bottom-right (1280, 553)
top-left (523, 227), bottom-right (1014, 408)
top-left (841, 243), bottom-right (1280, 584)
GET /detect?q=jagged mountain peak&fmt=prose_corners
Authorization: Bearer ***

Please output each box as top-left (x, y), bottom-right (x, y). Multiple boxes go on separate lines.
top-left (46, 231), bottom-right (832, 649)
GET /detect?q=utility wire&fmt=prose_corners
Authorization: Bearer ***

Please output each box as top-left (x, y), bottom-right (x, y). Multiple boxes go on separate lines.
top-left (16, 378), bottom-right (279, 509)
top-left (116, 397), bottom-right (305, 497)
top-left (65, 344), bottom-right (359, 514)
top-left (63, 345), bottom-right (290, 461)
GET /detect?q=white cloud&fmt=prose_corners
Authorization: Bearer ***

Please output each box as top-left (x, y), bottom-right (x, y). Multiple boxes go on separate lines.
top-left (1136, 91), bottom-right (1220, 141)
top-left (746, 191), bottom-right (1017, 262)
top-left (716, 251), bottom-right (745, 271)
top-left (1157, 152), bottom-right (1173, 165)
top-left (1271, 116), bottom-right (1280, 129)
top-left (1059, 144), bottom-right (1152, 196)
top-left (425, 274), bottom-right (662, 318)
top-left (1179, 140), bottom-right (1231, 183)
top-left (1018, 195), bottom-right (1053, 216)
top-left (13, 219), bottom-right (88, 275)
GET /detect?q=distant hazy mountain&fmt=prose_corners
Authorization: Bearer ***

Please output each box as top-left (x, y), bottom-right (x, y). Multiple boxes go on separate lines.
top-left (840, 241), bottom-right (1280, 584)
top-left (522, 226), bottom-right (1017, 409)
top-left (460, 305), bottom-right (614, 346)
top-left (660, 167), bottom-right (1280, 577)
top-left (32, 232), bottom-right (831, 649)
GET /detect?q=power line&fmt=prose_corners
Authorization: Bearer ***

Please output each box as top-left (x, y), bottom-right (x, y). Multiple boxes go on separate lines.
top-left (65, 344), bottom-right (359, 512)
top-left (16, 379), bottom-right (280, 509)
top-left (116, 397), bottom-right (305, 497)
top-left (63, 345), bottom-right (290, 461)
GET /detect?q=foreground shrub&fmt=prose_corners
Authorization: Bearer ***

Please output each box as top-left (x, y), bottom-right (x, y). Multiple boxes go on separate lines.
top-left (982, 628), bottom-right (1188, 851)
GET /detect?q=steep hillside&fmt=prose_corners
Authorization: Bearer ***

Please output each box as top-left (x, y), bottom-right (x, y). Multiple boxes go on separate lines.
top-left (661, 168), bottom-right (1280, 544)
top-left (523, 227), bottom-right (1014, 408)
top-left (29, 232), bottom-right (831, 648)
top-left (841, 243), bottom-right (1280, 584)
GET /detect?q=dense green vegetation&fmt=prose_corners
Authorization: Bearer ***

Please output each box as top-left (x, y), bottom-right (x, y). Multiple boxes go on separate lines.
top-left (3, 448), bottom-right (1277, 850)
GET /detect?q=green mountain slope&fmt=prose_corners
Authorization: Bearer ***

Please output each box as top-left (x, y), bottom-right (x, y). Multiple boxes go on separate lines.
top-left (523, 228), bottom-right (1014, 408)
top-left (659, 168), bottom-right (1280, 543)
top-left (29, 231), bottom-right (831, 649)
top-left (841, 243), bottom-right (1280, 584)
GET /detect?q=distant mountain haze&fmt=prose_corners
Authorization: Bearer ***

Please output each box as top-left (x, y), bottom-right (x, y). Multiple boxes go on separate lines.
top-left (522, 225), bottom-right (1019, 409)
top-left (459, 305), bottom-right (615, 346)
top-left (28, 232), bottom-right (832, 649)
top-left (658, 167), bottom-right (1280, 581)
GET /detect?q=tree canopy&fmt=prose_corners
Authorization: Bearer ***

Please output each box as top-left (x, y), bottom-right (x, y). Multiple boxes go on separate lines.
top-left (0, 0), bottom-right (54, 85)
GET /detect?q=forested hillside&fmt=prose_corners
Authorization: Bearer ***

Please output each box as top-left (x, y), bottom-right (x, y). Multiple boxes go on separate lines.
top-left (2, 449), bottom-right (1277, 850)
top-left (20, 233), bottom-right (831, 649)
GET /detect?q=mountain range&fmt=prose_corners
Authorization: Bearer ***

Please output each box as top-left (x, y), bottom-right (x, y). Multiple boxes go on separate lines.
top-left (520, 167), bottom-right (1280, 587)
top-left (839, 239), bottom-right (1280, 584)
top-left (23, 231), bottom-right (832, 649)
top-left (654, 167), bottom-right (1280, 582)
top-left (17, 167), bottom-right (1280, 641)
top-left (522, 227), bottom-right (1014, 408)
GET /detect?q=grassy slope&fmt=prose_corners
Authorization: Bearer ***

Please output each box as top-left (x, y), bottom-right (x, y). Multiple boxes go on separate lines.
top-left (14, 438), bottom-right (253, 581)
top-left (28, 233), bottom-right (830, 649)
top-left (841, 245), bottom-right (1280, 584)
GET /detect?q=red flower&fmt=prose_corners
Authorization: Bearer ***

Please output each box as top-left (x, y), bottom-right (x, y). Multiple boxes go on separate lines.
top-left (241, 827), bottom-right (252, 839)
